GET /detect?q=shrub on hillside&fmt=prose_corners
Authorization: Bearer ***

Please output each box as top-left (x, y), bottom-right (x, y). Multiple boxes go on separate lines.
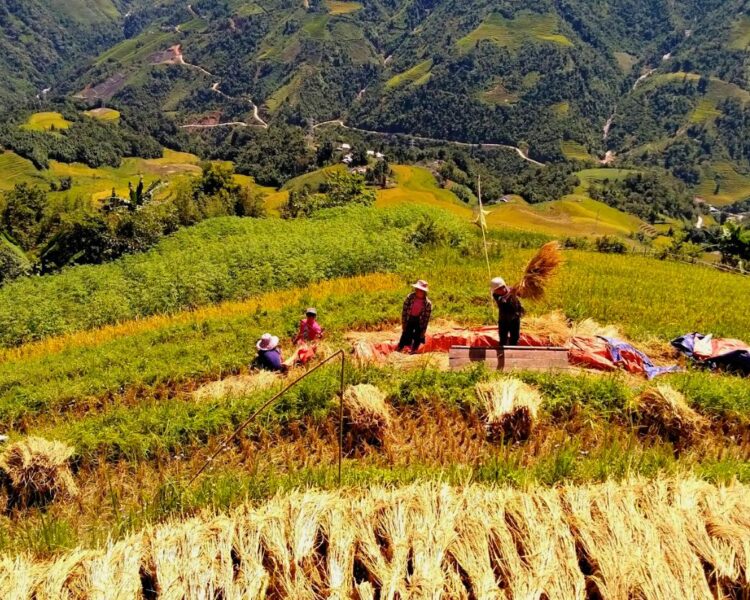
top-left (595, 235), bottom-right (628, 254)
top-left (0, 239), bottom-right (31, 285)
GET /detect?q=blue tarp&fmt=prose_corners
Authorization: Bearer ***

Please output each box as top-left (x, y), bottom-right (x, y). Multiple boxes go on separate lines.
top-left (671, 333), bottom-right (750, 377)
top-left (601, 337), bottom-right (682, 380)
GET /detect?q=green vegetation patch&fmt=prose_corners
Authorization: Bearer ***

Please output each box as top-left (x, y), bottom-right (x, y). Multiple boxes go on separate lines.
top-left (325, 0), bottom-right (363, 14)
top-left (0, 205), bottom-right (465, 347)
top-left (20, 112), bottom-right (72, 132)
top-left (729, 15), bottom-right (750, 50)
top-left (479, 82), bottom-right (518, 105)
top-left (386, 59), bottom-right (433, 89)
top-left (614, 51), bottom-right (638, 73)
top-left (95, 29), bottom-right (177, 66)
top-left (561, 141), bottom-right (593, 162)
top-left (574, 168), bottom-right (637, 194)
top-left (552, 101), bottom-right (570, 117)
top-left (302, 14), bottom-right (331, 39)
top-left (457, 11), bottom-right (573, 52)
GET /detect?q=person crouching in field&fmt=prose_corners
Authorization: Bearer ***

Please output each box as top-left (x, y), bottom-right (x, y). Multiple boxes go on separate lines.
top-left (291, 307), bottom-right (323, 366)
top-left (255, 333), bottom-right (288, 373)
top-left (491, 277), bottom-right (525, 346)
top-left (293, 307), bottom-right (323, 344)
top-left (398, 280), bottom-right (432, 354)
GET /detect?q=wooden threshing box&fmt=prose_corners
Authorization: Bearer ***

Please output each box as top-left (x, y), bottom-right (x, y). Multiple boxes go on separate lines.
top-left (449, 346), bottom-right (569, 371)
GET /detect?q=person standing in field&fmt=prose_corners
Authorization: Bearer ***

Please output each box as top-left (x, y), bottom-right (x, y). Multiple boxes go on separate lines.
top-left (398, 280), bottom-right (432, 354)
top-left (293, 307), bottom-right (323, 344)
top-left (491, 277), bottom-right (524, 346)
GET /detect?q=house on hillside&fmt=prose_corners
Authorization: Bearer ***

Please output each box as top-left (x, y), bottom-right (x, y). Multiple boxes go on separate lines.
top-left (337, 143), bottom-right (351, 151)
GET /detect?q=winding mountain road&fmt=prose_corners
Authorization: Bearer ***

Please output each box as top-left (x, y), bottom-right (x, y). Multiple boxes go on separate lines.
top-left (313, 120), bottom-right (545, 166)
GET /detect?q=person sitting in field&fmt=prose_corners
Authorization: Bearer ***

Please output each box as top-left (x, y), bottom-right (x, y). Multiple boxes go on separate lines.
top-left (397, 280), bottom-right (432, 354)
top-left (293, 307), bottom-right (324, 344)
top-left (491, 277), bottom-right (525, 347)
top-left (255, 333), bottom-right (288, 373)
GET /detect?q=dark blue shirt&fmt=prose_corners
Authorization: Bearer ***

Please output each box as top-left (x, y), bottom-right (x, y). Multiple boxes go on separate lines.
top-left (257, 348), bottom-right (284, 371)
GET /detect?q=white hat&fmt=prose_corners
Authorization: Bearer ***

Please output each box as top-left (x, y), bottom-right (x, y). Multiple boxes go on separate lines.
top-left (411, 279), bottom-right (429, 292)
top-left (305, 307), bottom-right (317, 316)
top-left (256, 333), bottom-right (279, 351)
top-left (490, 277), bottom-right (507, 292)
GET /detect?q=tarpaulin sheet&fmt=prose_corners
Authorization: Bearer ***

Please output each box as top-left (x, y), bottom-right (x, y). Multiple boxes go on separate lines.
top-left (352, 327), bottom-right (555, 362)
top-left (672, 333), bottom-right (750, 376)
top-left (353, 327), bottom-right (677, 378)
top-left (568, 337), bottom-right (680, 379)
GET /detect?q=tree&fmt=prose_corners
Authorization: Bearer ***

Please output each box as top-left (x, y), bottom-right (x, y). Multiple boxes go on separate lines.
top-left (367, 158), bottom-right (390, 188)
top-left (1, 184), bottom-right (47, 251)
top-left (0, 239), bottom-right (31, 285)
top-left (235, 186), bottom-right (267, 218)
top-left (718, 221), bottom-right (750, 266)
top-left (320, 171), bottom-right (375, 207)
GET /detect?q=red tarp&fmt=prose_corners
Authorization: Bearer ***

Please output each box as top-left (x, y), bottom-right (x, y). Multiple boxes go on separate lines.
top-left (352, 326), bottom-right (672, 378)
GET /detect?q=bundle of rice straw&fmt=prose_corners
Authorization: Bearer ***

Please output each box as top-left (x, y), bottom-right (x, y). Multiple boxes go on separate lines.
top-left (0, 437), bottom-right (78, 508)
top-left (193, 370), bottom-right (279, 401)
top-left (476, 378), bottom-right (541, 442)
top-left (635, 385), bottom-right (708, 447)
top-left (514, 241), bottom-right (563, 300)
top-left (342, 384), bottom-right (392, 451)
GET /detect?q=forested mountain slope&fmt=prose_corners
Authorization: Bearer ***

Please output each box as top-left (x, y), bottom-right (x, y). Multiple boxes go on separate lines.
top-left (2, 0), bottom-right (750, 192)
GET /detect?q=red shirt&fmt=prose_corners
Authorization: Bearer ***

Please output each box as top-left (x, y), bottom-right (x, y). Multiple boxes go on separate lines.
top-left (409, 296), bottom-right (425, 317)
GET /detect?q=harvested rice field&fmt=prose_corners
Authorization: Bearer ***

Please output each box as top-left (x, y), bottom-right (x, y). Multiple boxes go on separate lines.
top-left (4, 478), bottom-right (750, 599)
top-left (0, 193), bottom-right (747, 597)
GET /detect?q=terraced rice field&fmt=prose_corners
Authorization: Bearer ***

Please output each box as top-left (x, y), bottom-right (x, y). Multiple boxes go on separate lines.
top-left (0, 151), bottom-right (47, 190)
top-left (561, 141), bottom-right (594, 162)
top-left (386, 59), bottom-right (433, 89)
top-left (325, 0), bottom-right (363, 14)
top-left (83, 107), bottom-right (121, 122)
top-left (486, 195), bottom-right (643, 238)
top-left (20, 112), bottom-right (72, 132)
top-left (729, 14), bottom-right (750, 50)
top-left (695, 161), bottom-right (750, 206)
top-left (457, 11), bottom-right (573, 52)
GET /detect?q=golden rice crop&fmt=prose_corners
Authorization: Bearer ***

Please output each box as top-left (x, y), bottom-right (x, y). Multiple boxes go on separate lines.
top-left (4, 478), bottom-right (750, 599)
top-left (635, 385), bottom-right (709, 447)
top-left (476, 378), bottom-right (542, 442)
top-left (0, 437), bottom-right (78, 508)
top-left (342, 384), bottom-right (392, 452)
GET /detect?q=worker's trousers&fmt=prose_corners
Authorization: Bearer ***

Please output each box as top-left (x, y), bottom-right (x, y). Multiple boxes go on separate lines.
top-left (499, 318), bottom-right (521, 347)
top-left (398, 316), bottom-right (424, 352)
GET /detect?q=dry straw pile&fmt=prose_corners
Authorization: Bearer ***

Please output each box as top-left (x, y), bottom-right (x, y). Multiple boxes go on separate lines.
top-left (635, 384), bottom-right (709, 447)
top-left (0, 437), bottom-right (78, 508)
top-left (514, 241), bottom-right (563, 300)
top-left (476, 378), bottom-right (542, 442)
top-left (342, 384), bottom-right (392, 451)
top-left (3, 478), bottom-right (750, 599)
top-left (193, 371), bottom-right (280, 401)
